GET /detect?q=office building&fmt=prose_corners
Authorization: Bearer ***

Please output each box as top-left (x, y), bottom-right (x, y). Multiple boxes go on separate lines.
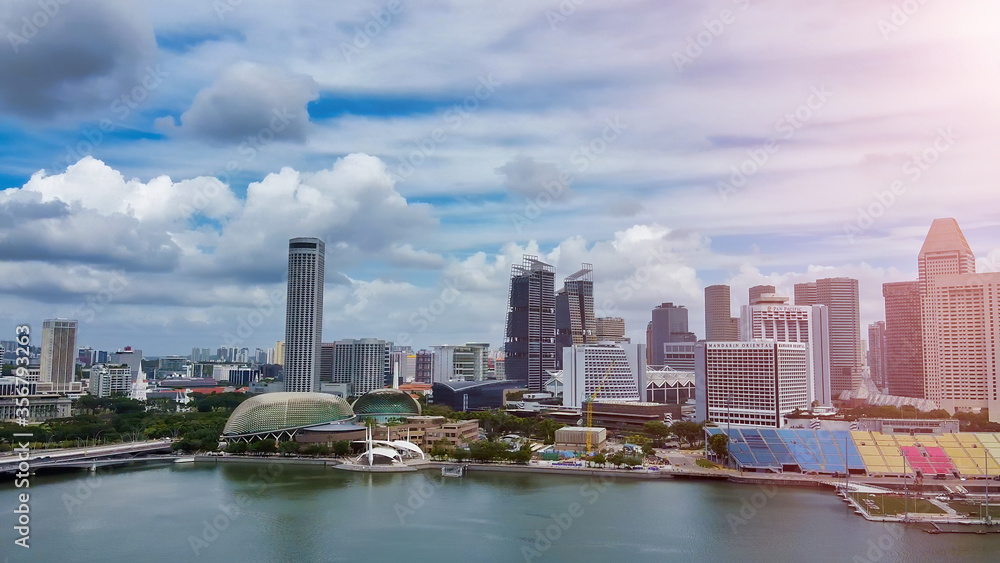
top-left (661, 342), bottom-right (696, 372)
top-left (594, 317), bottom-right (628, 343)
top-left (705, 285), bottom-right (739, 342)
top-left (110, 347), bottom-right (143, 382)
top-left (739, 296), bottom-right (832, 406)
top-left (390, 347), bottom-right (416, 384)
top-left (794, 278), bottom-right (861, 396)
top-left (882, 280), bottom-right (923, 398)
top-left (504, 255), bottom-right (557, 391)
top-left (320, 343), bottom-right (335, 383)
top-left (867, 321), bottom-right (887, 391)
top-left (918, 218), bottom-right (1000, 421)
top-left (555, 264), bottom-right (596, 368)
top-left (154, 356), bottom-right (189, 379)
top-left (431, 343), bottom-right (489, 383)
top-left (695, 341), bottom-right (809, 428)
top-left (284, 237), bottom-right (325, 393)
top-left (274, 341), bottom-right (285, 366)
top-left (562, 343), bottom-right (645, 409)
top-left (648, 302), bottom-right (697, 365)
top-left (749, 285), bottom-right (777, 305)
top-left (333, 338), bottom-right (391, 396)
top-left (40, 319), bottom-right (78, 393)
top-left (415, 349), bottom-right (434, 384)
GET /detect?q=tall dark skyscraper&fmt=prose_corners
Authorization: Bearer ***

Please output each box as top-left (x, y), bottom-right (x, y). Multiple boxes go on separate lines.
top-left (284, 237), bottom-right (325, 393)
top-left (648, 302), bottom-right (696, 365)
top-left (504, 255), bottom-right (556, 391)
top-left (867, 321), bottom-right (886, 391)
top-left (705, 285), bottom-right (738, 341)
top-left (882, 281), bottom-right (923, 398)
top-left (555, 263), bottom-right (595, 369)
top-left (796, 277), bottom-right (861, 396)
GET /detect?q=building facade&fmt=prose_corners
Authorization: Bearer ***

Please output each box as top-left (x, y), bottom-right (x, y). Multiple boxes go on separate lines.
top-left (867, 321), bottom-right (887, 392)
top-left (284, 237), bottom-right (325, 393)
top-left (91, 364), bottom-right (132, 398)
top-left (648, 302), bottom-right (697, 365)
top-left (40, 319), bottom-right (78, 393)
top-left (333, 338), bottom-right (391, 397)
top-left (749, 285), bottom-right (777, 305)
top-left (695, 341), bottom-right (810, 428)
top-left (431, 343), bottom-right (489, 383)
top-left (594, 317), bottom-right (628, 343)
top-left (882, 280), bottom-right (923, 398)
top-left (555, 264), bottom-right (596, 369)
top-left (705, 285), bottom-right (738, 342)
top-left (504, 255), bottom-right (557, 391)
top-left (794, 278), bottom-right (861, 396)
top-left (561, 343), bottom-right (645, 409)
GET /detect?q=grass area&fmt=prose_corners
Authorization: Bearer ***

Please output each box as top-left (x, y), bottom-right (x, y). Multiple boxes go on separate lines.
top-left (947, 501), bottom-right (1000, 519)
top-left (850, 493), bottom-right (946, 516)
top-left (695, 459), bottom-right (719, 469)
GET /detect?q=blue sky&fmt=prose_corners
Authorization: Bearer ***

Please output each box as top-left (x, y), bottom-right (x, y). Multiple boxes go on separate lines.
top-left (1, 0), bottom-right (1000, 355)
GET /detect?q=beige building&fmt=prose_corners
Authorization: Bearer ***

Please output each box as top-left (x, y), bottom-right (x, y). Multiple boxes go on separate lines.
top-left (554, 426), bottom-right (607, 453)
top-left (375, 416), bottom-right (479, 449)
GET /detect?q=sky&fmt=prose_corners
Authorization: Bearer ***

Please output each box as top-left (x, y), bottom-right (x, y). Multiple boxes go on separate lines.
top-left (2, 0), bottom-right (1000, 356)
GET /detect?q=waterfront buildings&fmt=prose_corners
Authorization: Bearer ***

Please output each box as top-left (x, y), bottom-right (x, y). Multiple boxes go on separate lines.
top-left (704, 285), bottom-right (738, 342)
top-left (555, 264), bottom-right (596, 368)
top-left (794, 277), bottom-right (861, 396)
top-left (882, 281), bottom-right (923, 398)
top-left (504, 255), bottom-right (557, 391)
top-left (561, 343), bottom-right (645, 409)
top-left (40, 319), bottom-right (78, 393)
top-left (284, 237), bottom-right (325, 393)
top-left (695, 340), bottom-right (810, 428)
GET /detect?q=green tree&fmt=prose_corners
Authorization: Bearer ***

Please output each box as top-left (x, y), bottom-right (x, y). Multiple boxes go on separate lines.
top-left (249, 438), bottom-right (277, 455)
top-left (278, 441), bottom-right (301, 456)
top-left (333, 440), bottom-right (352, 457)
top-left (453, 448), bottom-right (469, 462)
top-left (643, 420), bottom-right (670, 445)
top-left (592, 453), bottom-right (606, 467)
top-left (708, 433), bottom-right (729, 462)
top-left (670, 421), bottom-right (704, 447)
top-left (226, 441), bottom-right (248, 454)
top-left (510, 445), bottom-right (532, 464)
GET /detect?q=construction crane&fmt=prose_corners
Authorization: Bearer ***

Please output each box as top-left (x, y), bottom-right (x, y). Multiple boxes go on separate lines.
top-left (585, 360), bottom-right (617, 455)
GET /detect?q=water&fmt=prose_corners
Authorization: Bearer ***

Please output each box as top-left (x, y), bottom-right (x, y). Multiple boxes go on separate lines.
top-left (3, 463), bottom-right (996, 562)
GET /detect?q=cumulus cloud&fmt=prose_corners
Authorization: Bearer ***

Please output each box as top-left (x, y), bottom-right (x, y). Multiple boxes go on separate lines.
top-left (495, 155), bottom-right (570, 199)
top-left (0, 0), bottom-right (157, 118)
top-left (160, 61), bottom-right (318, 143)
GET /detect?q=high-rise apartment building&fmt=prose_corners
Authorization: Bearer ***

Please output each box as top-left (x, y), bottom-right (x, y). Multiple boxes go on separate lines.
top-left (739, 297), bottom-right (832, 406)
top-left (705, 285), bottom-right (738, 342)
top-left (91, 364), bottom-right (131, 398)
top-left (882, 280), bottom-right (923, 398)
top-left (40, 319), bottom-right (77, 393)
top-left (648, 302), bottom-right (697, 365)
top-left (794, 278), bottom-right (861, 396)
top-left (273, 341), bottom-right (285, 366)
top-left (918, 218), bottom-right (1000, 421)
top-left (431, 343), bottom-right (490, 383)
top-left (594, 317), bottom-right (628, 343)
top-left (695, 341), bottom-right (809, 428)
top-left (320, 342), bottom-right (335, 383)
top-left (562, 343), bottom-right (645, 409)
top-left (332, 338), bottom-right (391, 396)
top-left (749, 285), bottom-right (777, 305)
top-left (504, 255), bottom-right (557, 391)
top-left (867, 321), bottom-right (887, 391)
top-left (284, 237), bottom-right (325, 393)
top-left (555, 264), bottom-right (595, 368)
top-left (415, 349), bottom-right (434, 383)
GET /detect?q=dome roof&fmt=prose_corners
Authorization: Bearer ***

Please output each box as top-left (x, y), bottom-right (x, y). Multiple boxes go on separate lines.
top-left (351, 389), bottom-right (421, 416)
top-left (223, 392), bottom-right (354, 436)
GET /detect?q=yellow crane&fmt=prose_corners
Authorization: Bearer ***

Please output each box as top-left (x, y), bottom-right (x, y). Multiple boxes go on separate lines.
top-left (585, 360), bottom-right (617, 455)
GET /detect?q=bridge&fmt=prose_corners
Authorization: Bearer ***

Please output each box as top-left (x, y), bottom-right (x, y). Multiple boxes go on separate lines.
top-left (0, 440), bottom-right (177, 475)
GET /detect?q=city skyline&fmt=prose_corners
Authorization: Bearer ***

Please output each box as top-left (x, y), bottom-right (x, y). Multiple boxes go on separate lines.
top-left (2, 2), bottom-right (1000, 357)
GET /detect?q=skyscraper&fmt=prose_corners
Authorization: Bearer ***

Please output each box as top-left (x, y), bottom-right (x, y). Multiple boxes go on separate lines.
top-left (794, 277), bottom-right (861, 396)
top-left (749, 284), bottom-right (777, 305)
top-left (562, 343), bottom-right (645, 409)
top-left (705, 285), bottom-right (738, 342)
top-left (40, 319), bottom-right (77, 393)
top-left (648, 302), bottom-right (697, 365)
top-left (867, 321), bottom-right (887, 392)
top-left (594, 317), bottom-right (628, 343)
top-left (504, 255), bottom-right (556, 391)
top-left (555, 264), bottom-right (596, 370)
top-left (284, 237), bottom-right (325, 393)
top-left (918, 218), bottom-right (1000, 421)
top-left (882, 281), bottom-right (923, 398)
top-left (332, 338), bottom-right (391, 396)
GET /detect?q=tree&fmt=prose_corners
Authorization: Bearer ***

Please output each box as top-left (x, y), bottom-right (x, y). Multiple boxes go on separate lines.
top-left (278, 441), bottom-right (301, 456)
top-left (642, 443), bottom-right (655, 458)
top-left (708, 433), bottom-right (729, 462)
top-left (510, 445), bottom-right (532, 464)
top-left (226, 441), bottom-right (248, 454)
top-left (453, 448), bottom-right (469, 462)
top-left (302, 443), bottom-right (331, 457)
top-left (249, 438), bottom-right (277, 455)
top-left (333, 440), bottom-right (352, 457)
top-left (670, 421), bottom-right (704, 447)
top-left (643, 421), bottom-right (670, 445)
top-left (608, 452), bottom-right (625, 468)
top-left (592, 453), bottom-right (606, 467)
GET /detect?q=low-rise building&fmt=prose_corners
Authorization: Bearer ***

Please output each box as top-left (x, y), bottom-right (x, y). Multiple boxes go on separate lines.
top-left (554, 426), bottom-right (607, 453)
